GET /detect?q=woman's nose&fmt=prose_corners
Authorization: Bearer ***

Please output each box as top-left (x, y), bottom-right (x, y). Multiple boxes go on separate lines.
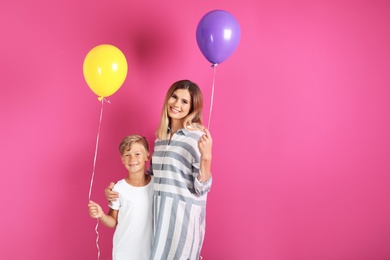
top-left (173, 99), bottom-right (180, 106)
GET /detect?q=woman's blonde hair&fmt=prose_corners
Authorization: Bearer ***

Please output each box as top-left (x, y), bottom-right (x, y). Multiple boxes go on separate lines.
top-left (156, 80), bottom-right (203, 140)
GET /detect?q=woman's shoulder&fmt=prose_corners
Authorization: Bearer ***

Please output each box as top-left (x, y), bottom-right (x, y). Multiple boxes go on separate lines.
top-left (186, 124), bottom-right (205, 136)
top-left (182, 128), bottom-right (204, 143)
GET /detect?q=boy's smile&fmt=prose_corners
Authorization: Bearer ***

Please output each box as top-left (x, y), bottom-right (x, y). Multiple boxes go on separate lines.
top-left (121, 142), bottom-right (149, 174)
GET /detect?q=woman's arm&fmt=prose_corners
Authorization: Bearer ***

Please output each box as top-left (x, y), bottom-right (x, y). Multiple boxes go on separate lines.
top-left (105, 182), bottom-right (119, 202)
top-left (197, 128), bottom-right (213, 183)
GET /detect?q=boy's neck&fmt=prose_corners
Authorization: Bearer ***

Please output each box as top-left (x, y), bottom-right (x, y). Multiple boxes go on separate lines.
top-left (125, 173), bottom-right (150, 187)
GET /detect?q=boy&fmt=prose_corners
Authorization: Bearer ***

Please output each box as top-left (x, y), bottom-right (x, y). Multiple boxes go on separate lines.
top-left (88, 135), bottom-right (153, 260)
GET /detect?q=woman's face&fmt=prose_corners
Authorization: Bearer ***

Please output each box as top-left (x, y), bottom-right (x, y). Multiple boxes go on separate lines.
top-left (167, 89), bottom-right (192, 121)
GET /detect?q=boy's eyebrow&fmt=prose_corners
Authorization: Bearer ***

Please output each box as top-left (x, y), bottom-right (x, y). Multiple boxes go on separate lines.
top-left (130, 149), bottom-right (145, 153)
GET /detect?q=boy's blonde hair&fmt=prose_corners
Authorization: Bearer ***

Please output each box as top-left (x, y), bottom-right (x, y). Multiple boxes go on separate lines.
top-left (119, 135), bottom-right (149, 155)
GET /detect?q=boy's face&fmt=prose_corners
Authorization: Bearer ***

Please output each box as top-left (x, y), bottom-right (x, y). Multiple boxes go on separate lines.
top-left (121, 142), bottom-right (149, 174)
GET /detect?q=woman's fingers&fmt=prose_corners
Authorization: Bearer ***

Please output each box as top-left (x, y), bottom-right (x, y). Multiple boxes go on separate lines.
top-left (198, 129), bottom-right (213, 160)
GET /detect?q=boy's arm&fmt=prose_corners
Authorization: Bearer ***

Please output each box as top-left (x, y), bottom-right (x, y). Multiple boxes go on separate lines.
top-left (88, 200), bottom-right (118, 228)
top-left (99, 208), bottom-right (118, 228)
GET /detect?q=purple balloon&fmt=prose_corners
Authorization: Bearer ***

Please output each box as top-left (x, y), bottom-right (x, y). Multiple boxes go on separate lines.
top-left (196, 10), bottom-right (241, 65)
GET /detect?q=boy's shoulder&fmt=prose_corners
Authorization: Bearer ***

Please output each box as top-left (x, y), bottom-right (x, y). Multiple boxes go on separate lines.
top-left (113, 179), bottom-right (126, 188)
top-left (116, 178), bottom-right (126, 184)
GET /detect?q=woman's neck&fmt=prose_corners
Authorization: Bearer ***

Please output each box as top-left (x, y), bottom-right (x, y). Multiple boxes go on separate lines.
top-left (170, 119), bottom-right (183, 135)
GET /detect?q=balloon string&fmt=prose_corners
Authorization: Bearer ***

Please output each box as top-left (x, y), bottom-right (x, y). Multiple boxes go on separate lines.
top-left (88, 98), bottom-right (110, 260)
top-left (95, 218), bottom-right (101, 260)
top-left (88, 98), bottom-right (105, 201)
top-left (208, 64), bottom-right (218, 129)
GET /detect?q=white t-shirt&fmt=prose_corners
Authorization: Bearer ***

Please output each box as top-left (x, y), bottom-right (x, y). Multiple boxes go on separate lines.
top-left (110, 176), bottom-right (154, 260)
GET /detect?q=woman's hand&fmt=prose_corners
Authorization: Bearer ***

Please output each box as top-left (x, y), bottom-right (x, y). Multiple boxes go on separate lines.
top-left (198, 128), bottom-right (212, 161)
top-left (197, 128), bottom-right (213, 183)
top-left (105, 182), bottom-right (119, 202)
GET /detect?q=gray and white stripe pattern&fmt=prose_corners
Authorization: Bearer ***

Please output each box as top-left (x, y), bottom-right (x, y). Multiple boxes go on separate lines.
top-left (150, 128), bottom-right (212, 260)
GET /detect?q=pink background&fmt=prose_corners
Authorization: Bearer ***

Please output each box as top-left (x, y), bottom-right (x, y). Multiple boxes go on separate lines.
top-left (1, 1), bottom-right (389, 259)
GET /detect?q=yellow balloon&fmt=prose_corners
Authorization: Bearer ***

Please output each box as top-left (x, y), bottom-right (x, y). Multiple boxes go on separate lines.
top-left (83, 44), bottom-right (128, 99)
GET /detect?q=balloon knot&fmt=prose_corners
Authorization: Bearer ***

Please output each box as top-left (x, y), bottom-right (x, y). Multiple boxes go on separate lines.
top-left (97, 97), bottom-right (111, 103)
top-left (211, 63), bottom-right (218, 68)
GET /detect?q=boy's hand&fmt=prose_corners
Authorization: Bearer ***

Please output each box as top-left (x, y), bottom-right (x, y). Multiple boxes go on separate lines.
top-left (88, 200), bottom-right (103, 219)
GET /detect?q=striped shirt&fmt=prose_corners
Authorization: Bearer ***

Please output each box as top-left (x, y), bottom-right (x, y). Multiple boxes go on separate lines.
top-left (149, 128), bottom-right (212, 260)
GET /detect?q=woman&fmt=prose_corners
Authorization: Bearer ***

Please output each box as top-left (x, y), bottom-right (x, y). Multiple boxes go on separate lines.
top-left (106, 80), bottom-right (213, 260)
